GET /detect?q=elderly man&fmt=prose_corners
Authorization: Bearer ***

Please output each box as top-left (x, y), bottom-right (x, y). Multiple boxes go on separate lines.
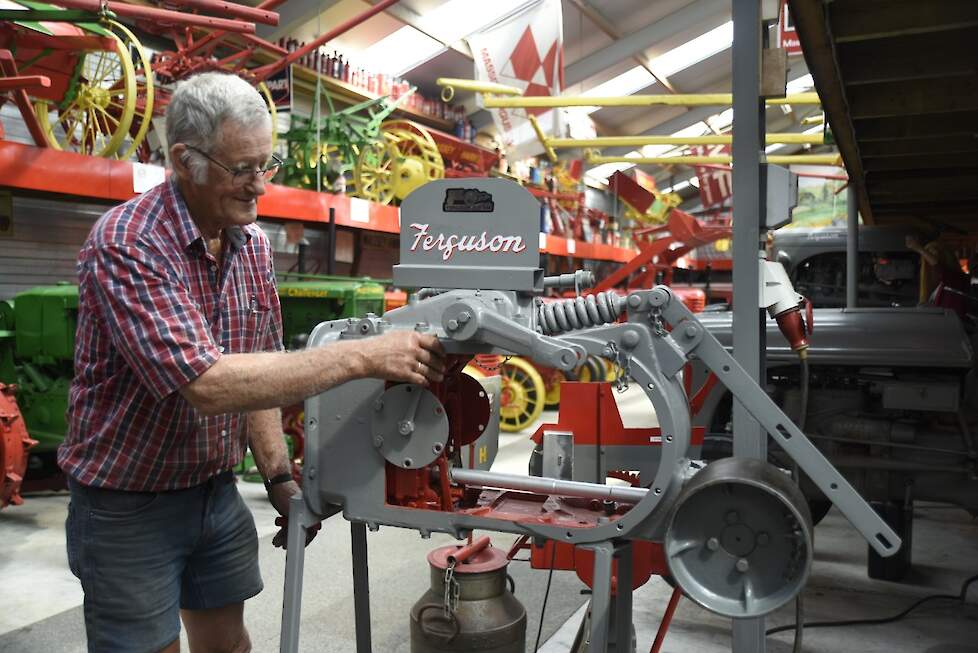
top-left (58, 72), bottom-right (446, 653)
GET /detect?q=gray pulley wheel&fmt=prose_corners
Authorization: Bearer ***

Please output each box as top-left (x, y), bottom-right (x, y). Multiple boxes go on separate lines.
top-left (371, 384), bottom-right (449, 469)
top-left (664, 457), bottom-right (813, 618)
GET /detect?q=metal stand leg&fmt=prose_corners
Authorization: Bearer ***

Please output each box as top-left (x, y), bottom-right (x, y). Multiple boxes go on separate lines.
top-left (280, 492), bottom-right (312, 653)
top-left (351, 521), bottom-right (373, 653)
top-left (587, 541), bottom-right (614, 653)
top-left (614, 543), bottom-right (633, 652)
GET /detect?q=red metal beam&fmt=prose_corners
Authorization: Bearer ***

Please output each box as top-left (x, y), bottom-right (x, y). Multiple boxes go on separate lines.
top-left (161, 0), bottom-right (279, 26)
top-left (0, 51), bottom-right (48, 147)
top-left (251, 0), bottom-right (403, 81)
top-left (47, 0), bottom-right (257, 34)
top-left (0, 75), bottom-right (50, 91)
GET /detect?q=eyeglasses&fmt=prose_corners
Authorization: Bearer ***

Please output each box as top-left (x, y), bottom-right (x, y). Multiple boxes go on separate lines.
top-left (186, 145), bottom-right (283, 186)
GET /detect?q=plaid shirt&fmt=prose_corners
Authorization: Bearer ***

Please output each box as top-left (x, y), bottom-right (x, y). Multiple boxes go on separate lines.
top-left (58, 178), bottom-right (283, 491)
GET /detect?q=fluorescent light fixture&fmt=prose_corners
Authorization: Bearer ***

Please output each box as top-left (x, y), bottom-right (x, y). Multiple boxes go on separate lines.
top-left (580, 21), bottom-right (733, 116)
top-left (662, 180), bottom-right (692, 194)
top-left (362, 0), bottom-right (534, 77)
top-left (786, 74), bottom-right (814, 94)
top-left (689, 176), bottom-right (700, 188)
top-left (765, 142), bottom-right (786, 153)
top-left (585, 161), bottom-right (636, 182)
top-left (803, 124), bottom-right (823, 135)
top-left (361, 26), bottom-right (445, 76)
top-left (650, 21), bottom-right (733, 78)
top-left (583, 66), bottom-right (657, 98)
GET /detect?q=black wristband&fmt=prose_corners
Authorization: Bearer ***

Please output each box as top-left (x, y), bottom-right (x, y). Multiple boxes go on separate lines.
top-left (264, 472), bottom-right (294, 492)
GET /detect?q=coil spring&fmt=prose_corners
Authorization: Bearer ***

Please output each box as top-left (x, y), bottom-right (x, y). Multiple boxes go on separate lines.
top-left (537, 290), bottom-right (626, 335)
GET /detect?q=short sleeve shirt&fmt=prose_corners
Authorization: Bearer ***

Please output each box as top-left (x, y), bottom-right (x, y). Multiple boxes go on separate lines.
top-left (58, 178), bottom-right (283, 491)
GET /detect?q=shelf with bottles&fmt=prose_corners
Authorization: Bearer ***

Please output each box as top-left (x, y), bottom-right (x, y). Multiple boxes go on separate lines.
top-left (271, 40), bottom-right (475, 137)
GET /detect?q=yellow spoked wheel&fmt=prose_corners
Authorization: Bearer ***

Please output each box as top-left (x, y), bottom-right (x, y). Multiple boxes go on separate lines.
top-left (543, 367), bottom-right (574, 409)
top-left (257, 81), bottom-right (278, 150)
top-left (354, 119), bottom-right (444, 205)
top-left (106, 20), bottom-right (153, 161)
top-left (499, 358), bottom-right (546, 433)
top-left (33, 29), bottom-right (136, 157)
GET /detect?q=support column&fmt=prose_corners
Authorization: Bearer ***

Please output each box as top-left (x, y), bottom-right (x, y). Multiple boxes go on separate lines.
top-left (280, 493), bottom-right (311, 653)
top-left (731, 0), bottom-right (766, 651)
top-left (847, 185), bottom-right (859, 308)
top-left (587, 541), bottom-right (615, 652)
top-left (351, 521), bottom-right (373, 653)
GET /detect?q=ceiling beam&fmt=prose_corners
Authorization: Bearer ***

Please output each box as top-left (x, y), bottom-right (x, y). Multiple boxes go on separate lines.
top-left (838, 31), bottom-right (978, 86)
top-left (829, 0), bottom-right (978, 44)
top-left (371, 0), bottom-right (473, 60)
top-left (566, 0), bottom-right (678, 93)
top-left (564, 0), bottom-right (728, 87)
top-left (860, 135), bottom-right (978, 157)
top-left (256, 0), bottom-right (343, 42)
top-left (848, 77), bottom-right (978, 119)
top-left (853, 111), bottom-right (978, 141)
top-left (863, 152), bottom-right (978, 173)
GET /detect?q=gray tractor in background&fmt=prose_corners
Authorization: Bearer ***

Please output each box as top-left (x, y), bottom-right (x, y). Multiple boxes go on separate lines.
top-left (692, 225), bottom-right (977, 581)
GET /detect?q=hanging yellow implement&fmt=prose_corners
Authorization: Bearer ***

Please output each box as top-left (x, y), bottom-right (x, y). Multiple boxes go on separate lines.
top-left (548, 133), bottom-right (824, 148)
top-left (436, 77), bottom-right (522, 102)
top-left (482, 92), bottom-right (821, 109)
top-left (585, 152), bottom-right (843, 166)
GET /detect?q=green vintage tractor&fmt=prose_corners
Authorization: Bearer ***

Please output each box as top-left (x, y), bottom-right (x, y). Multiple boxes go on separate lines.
top-left (0, 277), bottom-right (387, 496)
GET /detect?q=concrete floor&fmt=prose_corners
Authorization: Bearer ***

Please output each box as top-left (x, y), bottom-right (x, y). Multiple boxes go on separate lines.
top-left (2, 387), bottom-right (977, 652)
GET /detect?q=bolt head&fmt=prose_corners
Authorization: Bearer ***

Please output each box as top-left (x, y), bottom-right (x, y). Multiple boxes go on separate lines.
top-left (627, 294), bottom-right (642, 308)
top-left (374, 399), bottom-right (384, 411)
top-left (432, 443), bottom-right (443, 454)
top-left (447, 319), bottom-right (460, 331)
top-left (398, 420), bottom-right (414, 435)
top-left (622, 329), bottom-right (640, 349)
top-left (458, 311), bottom-right (471, 324)
top-left (736, 558), bottom-right (750, 573)
top-left (373, 435), bottom-right (384, 448)
top-left (684, 324), bottom-right (698, 338)
top-left (707, 537), bottom-right (720, 551)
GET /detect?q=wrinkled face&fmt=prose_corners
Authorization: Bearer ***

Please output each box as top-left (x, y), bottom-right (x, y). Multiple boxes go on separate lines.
top-left (186, 119), bottom-right (273, 232)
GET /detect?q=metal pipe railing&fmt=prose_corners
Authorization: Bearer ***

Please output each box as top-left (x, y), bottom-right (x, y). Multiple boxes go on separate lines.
top-left (549, 133), bottom-right (824, 148)
top-left (47, 0), bottom-right (257, 33)
top-left (482, 92), bottom-right (821, 109)
top-left (450, 468), bottom-right (648, 504)
top-left (585, 153), bottom-right (842, 166)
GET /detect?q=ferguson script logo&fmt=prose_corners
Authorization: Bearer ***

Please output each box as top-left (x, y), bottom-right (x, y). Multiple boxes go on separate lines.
top-left (409, 223), bottom-right (527, 261)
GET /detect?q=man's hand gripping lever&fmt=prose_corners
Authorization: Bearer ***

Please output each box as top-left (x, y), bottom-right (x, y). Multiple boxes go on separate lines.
top-left (441, 301), bottom-right (585, 371)
top-left (645, 285), bottom-right (903, 559)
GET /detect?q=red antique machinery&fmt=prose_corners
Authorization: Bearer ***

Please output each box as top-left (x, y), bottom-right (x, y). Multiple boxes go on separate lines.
top-left (505, 381), bottom-right (706, 651)
top-left (0, 0), bottom-right (280, 158)
top-left (0, 383), bottom-right (37, 508)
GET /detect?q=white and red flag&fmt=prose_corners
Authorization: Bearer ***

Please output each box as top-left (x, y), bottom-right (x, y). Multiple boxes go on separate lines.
top-left (467, 0), bottom-right (564, 160)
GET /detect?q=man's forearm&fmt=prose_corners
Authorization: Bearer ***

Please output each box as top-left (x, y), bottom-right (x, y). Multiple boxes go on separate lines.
top-left (248, 408), bottom-right (290, 480)
top-left (183, 340), bottom-right (368, 415)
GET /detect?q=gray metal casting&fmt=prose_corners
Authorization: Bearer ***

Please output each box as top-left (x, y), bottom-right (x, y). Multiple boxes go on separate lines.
top-left (371, 384), bottom-right (449, 469)
top-left (664, 457), bottom-right (813, 618)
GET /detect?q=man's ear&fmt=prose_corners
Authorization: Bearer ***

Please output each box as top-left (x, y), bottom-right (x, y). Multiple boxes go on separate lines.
top-left (169, 143), bottom-right (192, 183)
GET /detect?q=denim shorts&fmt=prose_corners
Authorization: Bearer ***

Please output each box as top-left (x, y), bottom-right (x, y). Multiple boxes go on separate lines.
top-left (65, 472), bottom-right (263, 653)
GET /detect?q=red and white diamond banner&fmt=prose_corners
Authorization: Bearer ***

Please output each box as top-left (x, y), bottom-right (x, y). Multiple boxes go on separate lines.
top-left (467, 0), bottom-right (564, 160)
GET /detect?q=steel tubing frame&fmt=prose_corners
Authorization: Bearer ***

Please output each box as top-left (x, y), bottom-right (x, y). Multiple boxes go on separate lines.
top-left (482, 92), bottom-right (820, 109)
top-left (585, 153), bottom-right (842, 166)
top-left (43, 0), bottom-right (258, 33)
top-left (449, 468), bottom-right (649, 504)
top-left (549, 133), bottom-right (824, 148)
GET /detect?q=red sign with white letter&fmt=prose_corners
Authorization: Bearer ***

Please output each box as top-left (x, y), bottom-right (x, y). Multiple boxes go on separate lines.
top-left (778, 0), bottom-right (802, 56)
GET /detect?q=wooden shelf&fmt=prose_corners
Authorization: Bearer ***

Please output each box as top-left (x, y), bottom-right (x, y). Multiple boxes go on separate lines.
top-left (0, 142), bottom-right (638, 263)
top-left (259, 56), bottom-right (455, 133)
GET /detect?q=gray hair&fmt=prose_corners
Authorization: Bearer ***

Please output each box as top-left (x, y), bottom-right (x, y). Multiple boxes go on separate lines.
top-left (165, 72), bottom-right (271, 183)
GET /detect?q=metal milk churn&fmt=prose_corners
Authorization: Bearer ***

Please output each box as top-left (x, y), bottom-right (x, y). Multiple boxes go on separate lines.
top-left (410, 536), bottom-right (526, 652)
